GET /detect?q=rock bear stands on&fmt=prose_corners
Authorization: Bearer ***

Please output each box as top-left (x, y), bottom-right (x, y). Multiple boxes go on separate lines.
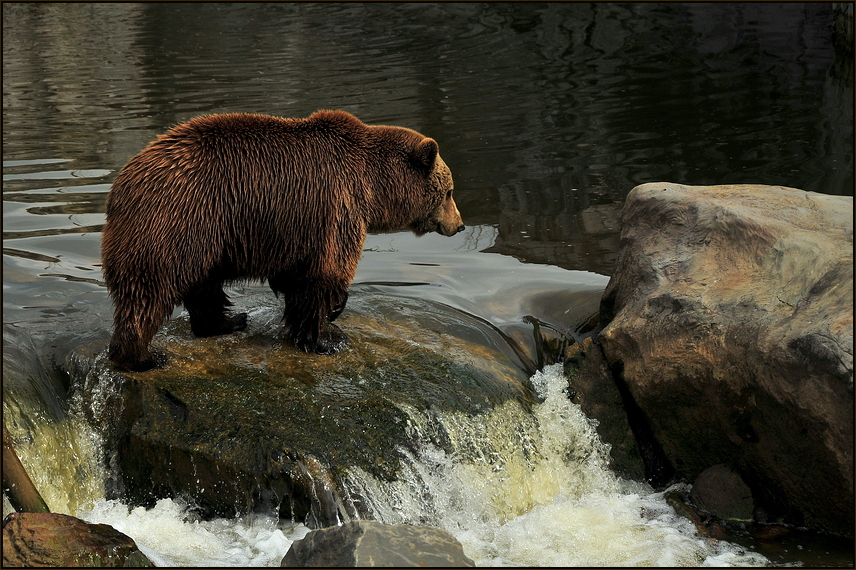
top-left (101, 110), bottom-right (464, 372)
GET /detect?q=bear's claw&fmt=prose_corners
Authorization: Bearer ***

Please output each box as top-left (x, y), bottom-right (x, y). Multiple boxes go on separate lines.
top-left (296, 325), bottom-right (350, 355)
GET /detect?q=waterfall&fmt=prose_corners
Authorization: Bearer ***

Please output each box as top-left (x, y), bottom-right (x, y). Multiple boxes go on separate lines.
top-left (339, 365), bottom-right (768, 567)
top-left (9, 346), bottom-right (768, 566)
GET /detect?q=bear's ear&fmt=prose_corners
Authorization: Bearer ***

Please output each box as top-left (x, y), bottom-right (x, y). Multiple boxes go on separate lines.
top-left (414, 138), bottom-right (439, 169)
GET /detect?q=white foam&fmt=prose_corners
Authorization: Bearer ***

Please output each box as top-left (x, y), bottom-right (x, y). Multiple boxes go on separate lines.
top-left (77, 498), bottom-right (308, 567)
top-left (342, 364), bottom-right (769, 567)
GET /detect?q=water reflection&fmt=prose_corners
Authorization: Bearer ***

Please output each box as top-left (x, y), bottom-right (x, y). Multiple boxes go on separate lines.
top-left (4, 2), bottom-right (852, 277)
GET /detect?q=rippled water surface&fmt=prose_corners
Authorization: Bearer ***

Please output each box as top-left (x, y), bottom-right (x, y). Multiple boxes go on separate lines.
top-left (3, 2), bottom-right (853, 567)
top-left (4, 1), bottom-right (852, 344)
top-left (4, 2), bottom-right (852, 279)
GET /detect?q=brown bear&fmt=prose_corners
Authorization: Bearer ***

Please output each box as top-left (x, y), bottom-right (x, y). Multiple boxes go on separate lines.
top-left (101, 110), bottom-right (464, 372)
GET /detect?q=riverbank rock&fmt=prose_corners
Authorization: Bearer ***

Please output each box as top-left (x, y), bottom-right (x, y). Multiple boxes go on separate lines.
top-left (2, 511), bottom-right (153, 567)
top-left (281, 520), bottom-right (474, 567)
top-left (66, 291), bottom-right (535, 527)
top-left (598, 183), bottom-right (853, 536)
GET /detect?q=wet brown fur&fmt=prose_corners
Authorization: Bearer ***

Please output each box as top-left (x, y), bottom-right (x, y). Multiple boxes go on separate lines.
top-left (101, 110), bottom-right (464, 371)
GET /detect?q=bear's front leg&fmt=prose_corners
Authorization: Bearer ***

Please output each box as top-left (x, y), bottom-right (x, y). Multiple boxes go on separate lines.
top-left (328, 290), bottom-right (349, 322)
top-left (303, 289), bottom-right (350, 354)
top-left (290, 303), bottom-right (351, 355)
top-left (301, 322), bottom-right (350, 355)
top-left (183, 279), bottom-right (248, 338)
top-left (273, 273), bottom-right (351, 355)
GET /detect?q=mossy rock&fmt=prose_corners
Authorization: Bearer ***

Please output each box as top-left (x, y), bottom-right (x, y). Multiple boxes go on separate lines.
top-left (67, 291), bottom-right (535, 527)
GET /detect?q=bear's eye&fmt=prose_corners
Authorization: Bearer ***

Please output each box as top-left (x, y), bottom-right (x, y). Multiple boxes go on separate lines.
top-left (445, 189), bottom-right (453, 199)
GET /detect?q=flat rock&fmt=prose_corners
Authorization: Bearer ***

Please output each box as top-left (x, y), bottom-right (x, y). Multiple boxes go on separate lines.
top-left (281, 520), bottom-right (474, 567)
top-left (598, 183), bottom-right (853, 535)
top-left (2, 511), bottom-right (152, 567)
top-left (66, 291), bottom-right (536, 527)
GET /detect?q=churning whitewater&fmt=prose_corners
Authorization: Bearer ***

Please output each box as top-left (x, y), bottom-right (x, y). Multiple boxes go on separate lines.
top-left (77, 364), bottom-right (768, 566)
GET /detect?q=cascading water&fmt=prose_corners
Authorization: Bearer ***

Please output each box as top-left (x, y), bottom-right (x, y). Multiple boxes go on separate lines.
top-left (339, 364), bottom-right (768, 567)
top-left (2, 238), bottom-right (773, 567)
top-left (2, 329), bottom-right (106, 518)
top-left (78, 499), bottom-right (306, 567)
top-left (59, 362), bottom-right (769, 566)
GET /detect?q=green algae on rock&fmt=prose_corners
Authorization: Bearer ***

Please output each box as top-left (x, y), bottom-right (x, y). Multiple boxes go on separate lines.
top-left (66, 292), bottom-right (535, 527)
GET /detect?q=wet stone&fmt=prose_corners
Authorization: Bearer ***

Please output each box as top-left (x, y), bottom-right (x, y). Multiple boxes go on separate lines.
top-left (690, 464), bottom-right (754, 522)
top-left (65, 291), bottom-right (536, 527)
top-left (281, 520), bottom-right (475, 567)
top-left (563, 338), bottom-right (645, 480)
top-left (2, 511), bottom-right (153, 567)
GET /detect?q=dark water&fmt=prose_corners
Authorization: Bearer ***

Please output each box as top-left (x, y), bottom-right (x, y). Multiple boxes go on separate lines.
top-left (4, 0), bottom-right (852, 338)
top-left (4, 3), bottom-right (853, 272)
top-left (3, 2), bottom-right (853, 566)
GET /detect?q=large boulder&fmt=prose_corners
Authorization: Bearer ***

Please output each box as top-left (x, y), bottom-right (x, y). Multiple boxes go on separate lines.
top-left (598, 183), bottom-right (853, 536)
top-left (2, 512), bottom-right (153, 567)
top-left (281, 520), bottom-right (474, 567)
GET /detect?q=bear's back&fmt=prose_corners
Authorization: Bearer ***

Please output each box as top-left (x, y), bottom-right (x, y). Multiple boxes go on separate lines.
top-left (104, 110), bottom-right (376, 277)
top-left (164, 110), bottom-right (367, 148)
top-left (113, 111), bottom-right (371, 200)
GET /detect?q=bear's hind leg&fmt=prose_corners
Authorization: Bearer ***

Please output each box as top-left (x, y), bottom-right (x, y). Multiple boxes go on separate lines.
top-left (108, 300), bottom-right (169, 372)
top-left (183, 279), bottom-right (248, 338)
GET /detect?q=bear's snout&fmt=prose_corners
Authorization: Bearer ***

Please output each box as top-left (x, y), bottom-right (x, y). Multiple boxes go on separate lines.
top-left (437, 196), bottom-right (464, 236)
top-left (439, 221), bottom-right (466, 236)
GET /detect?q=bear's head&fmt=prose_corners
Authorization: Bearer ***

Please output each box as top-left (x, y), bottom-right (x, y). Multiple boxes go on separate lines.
top-left (406, 137), bottom-right (465, 237)
top-left (410, 138), bottom-right (464, 236)
top-left (365, 124), bottom-right (465, 238)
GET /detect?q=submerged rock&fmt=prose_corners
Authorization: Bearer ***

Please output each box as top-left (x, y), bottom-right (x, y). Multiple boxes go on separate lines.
top-left (281, 520), bottom-right (474, 567)
top-left (689, 464), bottom-right (754, 522)
top-left (2, 511), bottom-right (152, 567)
top-left (66, 291), bottom-right (535, 527)
top-left (598, 182), bottom-right (853, 536)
